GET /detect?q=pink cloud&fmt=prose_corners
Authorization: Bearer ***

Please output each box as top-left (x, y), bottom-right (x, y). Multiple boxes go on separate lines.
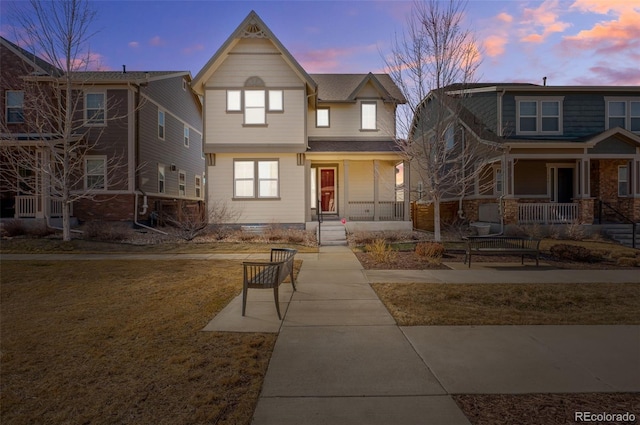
top-left (483, 35), bottom-right (508, 57)
top-left (295, 47), bottom-right (352, 73)
top-left (496, 12), bottom-right (513, 23)
top-left (573, 63), bottom-right (640, 85)
top-left (520, 0), bottom-right (572, 42)
top-left (182, 43), bottom-right (204, 55)
top-left (570, 0), bottom-right (637, 14)
top-left (562, 8), bottom-right (640, 55)
top-left (149, 36), bottom-right (164, 47)
top-left (128, 41), bottom-right (139, 48)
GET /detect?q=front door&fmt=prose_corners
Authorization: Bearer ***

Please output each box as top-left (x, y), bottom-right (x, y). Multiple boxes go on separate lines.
top-left (557, 167), bottom-right (574, 203)
top-left (319, 168), bottom-right (337, 214)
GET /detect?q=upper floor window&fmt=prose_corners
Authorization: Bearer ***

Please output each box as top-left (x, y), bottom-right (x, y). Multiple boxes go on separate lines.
top-left (317, 108), bottom-right (330, 127)
top-left (244, 90), bottom-right (265, 125)
top-left (234, 159), bottom-right (279, 198)
top-left (6, 91), bottom-right (24, 123)
top-left (516, 97), bottom-right (563, 135)
top-left (268, 90), bottom-right (283, 112)
top-left (184, 126), bottom-right (190, 147)
top-left (444, 125), bottom-right (455, 151)
top-left (85, 92), bottom-right (106, 125)
top-left (361, 102), bottom-right (377, 130)
top-left (85, 156), bottom-right (106, 189)
top-left (227, 90), bottom-right (241, 112)
top-left (606, 98), bottom-right (640, 133)
top-left (158, 110), bottom-right (165, 140)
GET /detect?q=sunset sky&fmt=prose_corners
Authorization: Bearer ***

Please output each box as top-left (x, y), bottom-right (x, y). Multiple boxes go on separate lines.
top-left (2, 0), bottom-right (639, 86)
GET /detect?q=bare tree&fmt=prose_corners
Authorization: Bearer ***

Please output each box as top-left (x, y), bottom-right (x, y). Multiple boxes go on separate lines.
top-left (385, 0), bottom-right (499, 241)
top-left (1, 0), bottom-right (126, 241)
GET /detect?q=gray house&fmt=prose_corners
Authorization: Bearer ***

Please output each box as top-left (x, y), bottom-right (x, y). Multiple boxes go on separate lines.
top-left (410, 83), bottom-right (640, 229)
top-left (1, 36), bottom-right (204, 225)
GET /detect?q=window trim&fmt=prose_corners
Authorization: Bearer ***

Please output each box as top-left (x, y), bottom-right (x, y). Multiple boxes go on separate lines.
top-left (515, 96), bottom-right (564, 135)
top-left (178, 170), bottom-right (186, 196)
top-left (158, 164), bottom-right (166, 194)
top-left (360, 101), bottom-right (378, 131)
top-left (158, 109), bottom-right (165, 140)
top-left (268, 90), bottom-right (283, 112)
top-left (195, 175), bottom-right (202, 198)
top-left (6, 90), bottom-right (25, 124)
top-left (85, 155), bottom-right (107, 190)
top-left (606, 97), bottom-right (640, 133)
top-left (84, 91), bottom-right (106, 126)
top-left (316, 107), bottom-right (330, 128)
top-left (233, 159), bottom-right (280, 200)
top-left (618, 164), bottom-right (629, 197)
top-left (244, 89), bottom-right (266, 125)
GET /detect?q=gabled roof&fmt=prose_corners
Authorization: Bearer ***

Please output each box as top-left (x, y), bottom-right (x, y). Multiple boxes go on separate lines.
top-left (191, 10), bottom-right (316, 95)
top-left (0, 36), bottom-right (62, 77)
top-left (68, 70), bottom-right (191, 84)
top-left (311, 73), bottom-right (406, 104)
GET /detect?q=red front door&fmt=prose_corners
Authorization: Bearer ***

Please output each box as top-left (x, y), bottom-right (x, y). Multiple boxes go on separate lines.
top-left (320, 168), bottom-right (336, 213)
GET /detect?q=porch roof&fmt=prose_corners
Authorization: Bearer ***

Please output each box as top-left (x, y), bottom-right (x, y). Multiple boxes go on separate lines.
top-left (504, 127), bottom-right (640, 149)
top-left (307, 139), bottom-right (401, 153)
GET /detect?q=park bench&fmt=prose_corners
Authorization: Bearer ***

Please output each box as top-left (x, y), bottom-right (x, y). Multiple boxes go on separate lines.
top-left (242, 248), bottom-right (297, 319)
top-left (464, 236), bottom-right (541, 268)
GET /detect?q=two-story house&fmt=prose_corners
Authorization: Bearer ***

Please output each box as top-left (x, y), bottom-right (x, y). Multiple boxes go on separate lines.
top-left (191, 11), bottom-right (410, 232)
top-left (1, 36), bottom-right (204, 226)
top-left (410, 83), bottom-right (640, 231)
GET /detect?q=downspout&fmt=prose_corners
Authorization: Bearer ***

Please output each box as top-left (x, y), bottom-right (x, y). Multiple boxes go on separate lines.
top-left (132, 81), bottom-right (167, 235)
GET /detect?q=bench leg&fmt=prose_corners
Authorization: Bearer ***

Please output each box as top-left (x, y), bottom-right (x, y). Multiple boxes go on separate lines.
top-left (290, 268), bottom-right (296, 291)
top-left (273, 286), bottom-right (282, 320)
top-left (522, 254), bottom-right (524, 265)
top-left (242, 285), bottom-right (248, 317)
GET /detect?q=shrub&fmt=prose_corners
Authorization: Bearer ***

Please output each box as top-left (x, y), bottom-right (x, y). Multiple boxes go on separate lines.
top-left (83, 221), bottom-right (131, 242)
top-left (549, 243), bottom-right (597, 262)
top-left (564, 221), bottom-right (586, 241)
top-left (616, 257), bottom-right (639, 267)
top-left (365, 238), bottom-right (397, 264)
top-left (415, 242), bottom-right (445, 264)
top-left (1, 219), bottom-right (27, 237)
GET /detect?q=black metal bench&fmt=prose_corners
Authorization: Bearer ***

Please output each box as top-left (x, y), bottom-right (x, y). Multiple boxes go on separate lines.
top-left (464, 236), bottom-right (541, 267)
top-left (242, 248), bottom-right (297, 319)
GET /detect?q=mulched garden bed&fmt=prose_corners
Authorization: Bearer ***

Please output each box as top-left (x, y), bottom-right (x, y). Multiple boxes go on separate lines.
top-left (355, 251), bottom-right (639, 270)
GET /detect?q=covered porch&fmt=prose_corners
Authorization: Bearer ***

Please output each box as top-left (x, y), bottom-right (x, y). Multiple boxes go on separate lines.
top-left (304, 152), bottom-right (412, 231)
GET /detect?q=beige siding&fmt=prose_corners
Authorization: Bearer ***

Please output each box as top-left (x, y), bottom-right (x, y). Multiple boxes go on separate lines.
top-left (308, 100), bottom-right (396, 139)
top-left (208, 153), bottom-right (305, 224)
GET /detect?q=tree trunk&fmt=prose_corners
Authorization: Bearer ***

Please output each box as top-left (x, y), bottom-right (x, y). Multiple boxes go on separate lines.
top-left (433, 197), bottom-right (442, 242)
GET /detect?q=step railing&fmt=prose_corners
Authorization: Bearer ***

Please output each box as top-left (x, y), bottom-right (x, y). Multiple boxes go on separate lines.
top-left (597, 200), bottom-right (636, 248)
top-left (317, 198), bottom-right (323, 246)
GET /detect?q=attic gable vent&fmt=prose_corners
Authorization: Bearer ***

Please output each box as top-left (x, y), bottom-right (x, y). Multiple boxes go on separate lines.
top-left (242, 21), bottom-right (267, 39)
top-left (245, 76), bottom-right (265, 87)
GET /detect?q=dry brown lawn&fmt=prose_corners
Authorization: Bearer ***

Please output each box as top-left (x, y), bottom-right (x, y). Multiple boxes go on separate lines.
top-left (0, 259), bottom-right (287, 424)
top-left (372, 282), bottom-right (640, 326)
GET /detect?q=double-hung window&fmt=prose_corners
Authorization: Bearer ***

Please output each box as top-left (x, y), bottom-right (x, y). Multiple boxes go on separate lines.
top-left (234, 159), bottom-right (279, 199)
top-left (85, 156), bottom-right (106, 189)
top-left (85, 92), bottom-right (106, 125)
top-left (618, 165), bottom-right (629, 196)
top-left (184, 126), bottom-right (190, 147)
top-left (516, 97), bottom-right (563, 135)
top-left (195, 175), bottom-right (202, 198)
top-left (158, 164), bottom-right (165, 193)
top-left (178, 170), bottom-right (186, 196)
top-left (606, 98), bottom-right (640, 133)
top-left (6, 91), bottom-right (24, 123)
top-left (244, 90), bottom-right (265, 125)
top-left (361, 102), bottom-right (377, 130)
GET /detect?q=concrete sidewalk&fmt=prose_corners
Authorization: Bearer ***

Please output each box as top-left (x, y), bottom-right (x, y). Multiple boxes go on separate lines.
top-left (242, 246), bottom-right (639, 425)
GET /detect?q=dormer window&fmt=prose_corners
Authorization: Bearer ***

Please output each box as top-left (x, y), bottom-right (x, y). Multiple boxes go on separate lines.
top-left (361, 101), bottom-right (377, 131)
top-left (226, 77), bottom-right (283, 126)
top-left (516, 97), bottom-right (563, 135)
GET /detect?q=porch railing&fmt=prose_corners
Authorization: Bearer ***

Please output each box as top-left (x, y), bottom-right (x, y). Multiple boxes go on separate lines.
top-left (347, 201), bottom-right (404, 221)
top-left (15, 195), bottom-right (70, 218)
top-left (518, 203), bottom-right (578, 224)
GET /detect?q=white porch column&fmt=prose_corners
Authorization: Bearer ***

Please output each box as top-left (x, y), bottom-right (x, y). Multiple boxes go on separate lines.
top-left (403, 159), bottom-right (411, 222)
top-left (373, 160), bottom-right (379, 221)
top-left (343, 160), bottom-right (350, 220)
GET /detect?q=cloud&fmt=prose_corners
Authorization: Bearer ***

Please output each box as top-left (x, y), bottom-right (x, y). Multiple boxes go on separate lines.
top-left (562, 5), bottom-right (640, 55)
top-left (128, 41), bottom-right (139, 48)
top-left (570, 0), bottom-right (637, 14)
top-left (573, 63), bottom-right (640, 85)
top-left (149, 36), bottom-right (164, 47)
top-left (182, 43), bottom-right (204, 55)
top-left (496, 12), bottom-right (513, 23)
top-left (295, 46), bottom-right (355, 72)
top-left (519, 0), bottom-right (572, 42)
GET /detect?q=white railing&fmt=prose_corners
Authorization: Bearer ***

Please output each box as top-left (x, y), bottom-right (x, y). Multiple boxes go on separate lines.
top-left (347, 201), bottom-right (404, 221)
top-left (14, 196), bottom-right (70, 218)
top-left (518, 203), bottom-right (578, 224)
top-left (15, 196), bottom-right (36, 218)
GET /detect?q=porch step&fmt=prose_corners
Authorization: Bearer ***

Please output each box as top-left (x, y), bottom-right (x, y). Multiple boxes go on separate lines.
top-left (601, 223), bottom-right (640, 248)
top-left (318, 222), bottom-right (347, 246)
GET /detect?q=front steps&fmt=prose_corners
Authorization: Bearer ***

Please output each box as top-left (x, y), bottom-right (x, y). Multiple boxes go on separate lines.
top-left (600, 223), bottom-right (640, 248)
top-left (318, 221), bottom-right (347, 246)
